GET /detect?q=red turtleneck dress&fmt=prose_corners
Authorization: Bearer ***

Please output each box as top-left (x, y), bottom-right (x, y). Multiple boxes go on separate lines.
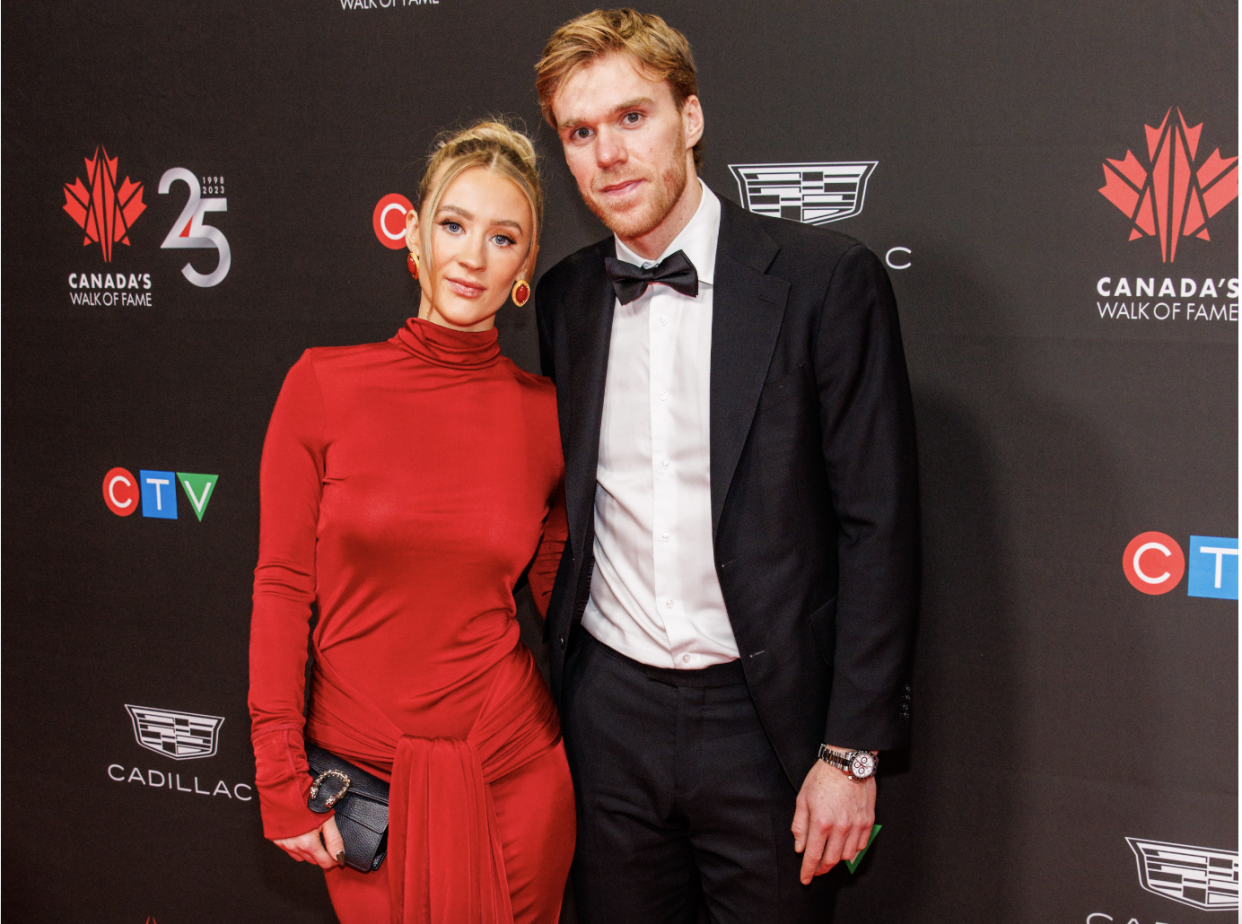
top-left (249, 318), bottom-right (575, 924)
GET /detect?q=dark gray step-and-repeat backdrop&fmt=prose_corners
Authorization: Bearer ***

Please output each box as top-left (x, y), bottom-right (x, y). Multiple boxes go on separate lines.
top-left (3, 2), bottom-right (1237, 922)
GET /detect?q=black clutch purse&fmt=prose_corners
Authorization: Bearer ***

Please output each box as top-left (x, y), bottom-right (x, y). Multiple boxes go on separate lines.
top-left (306, 744), bottom-right (389, 872)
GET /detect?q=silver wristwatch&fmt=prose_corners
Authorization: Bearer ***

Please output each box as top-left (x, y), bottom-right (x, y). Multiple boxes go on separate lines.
top-left (818, 744), bottom-right (878, 781)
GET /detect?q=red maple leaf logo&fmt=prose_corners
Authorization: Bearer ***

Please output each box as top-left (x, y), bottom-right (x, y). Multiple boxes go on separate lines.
top-left (63, 146), bottom-right (147, 262)
top-left (1099, 109), bottom-right (1237, 263)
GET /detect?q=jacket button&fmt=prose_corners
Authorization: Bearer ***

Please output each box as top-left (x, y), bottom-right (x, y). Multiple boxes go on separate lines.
top-left (558, 636), bottom-right (565, 647)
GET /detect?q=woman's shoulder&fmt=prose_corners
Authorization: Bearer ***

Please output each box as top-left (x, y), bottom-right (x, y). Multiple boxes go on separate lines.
top-left (497, 357), bottom-right (557, 401)
top-left (290, 339), bottom-right (404, 382)
top-left (276, 341), bottom-right (404, 412)
top-left (299, 339), bottom-right (398, 368)
top-left (497, 359), bottom-right (563, 462)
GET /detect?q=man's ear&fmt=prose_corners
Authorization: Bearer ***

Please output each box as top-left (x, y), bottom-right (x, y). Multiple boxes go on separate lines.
top-left (682, 94), bottom-right (704, 151)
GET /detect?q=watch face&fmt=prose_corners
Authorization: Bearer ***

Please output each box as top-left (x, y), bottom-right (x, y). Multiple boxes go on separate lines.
top-left (850, 752), bottom-right (877, 778)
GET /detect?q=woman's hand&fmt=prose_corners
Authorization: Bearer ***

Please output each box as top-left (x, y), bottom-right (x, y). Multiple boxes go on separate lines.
top-left (272, 816), bottom-right (346, 869)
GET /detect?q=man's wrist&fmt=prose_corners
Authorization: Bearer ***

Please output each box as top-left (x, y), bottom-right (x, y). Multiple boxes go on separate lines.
top-left (817, 744), bottom-right (879, 781)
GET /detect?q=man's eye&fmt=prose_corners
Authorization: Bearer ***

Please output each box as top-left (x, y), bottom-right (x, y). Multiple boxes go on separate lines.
top-left (573, 127), bottom-right (592, 140)
top-left (623, 112), bottom-right (642, 124)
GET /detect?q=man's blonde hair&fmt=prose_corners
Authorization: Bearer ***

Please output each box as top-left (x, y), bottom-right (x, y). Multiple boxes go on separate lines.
top-left (417, 119), bottom-right (543, 271)
top-left (535, 9), bottom-right (702, 170)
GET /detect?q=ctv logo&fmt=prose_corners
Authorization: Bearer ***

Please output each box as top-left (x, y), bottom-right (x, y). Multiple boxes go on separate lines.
top-left (1123, 531), bottom-right (1238, 599)
top-left (103, 468), bottom-right (218, 521)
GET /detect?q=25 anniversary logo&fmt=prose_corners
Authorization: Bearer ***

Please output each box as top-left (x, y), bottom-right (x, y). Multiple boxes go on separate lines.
top-left (63, 146), bottom-right (231, 306)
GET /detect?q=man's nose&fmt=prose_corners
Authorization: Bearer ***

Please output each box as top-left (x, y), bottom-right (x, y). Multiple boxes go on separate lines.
top-left (596, 127), bottom-right (626, 167)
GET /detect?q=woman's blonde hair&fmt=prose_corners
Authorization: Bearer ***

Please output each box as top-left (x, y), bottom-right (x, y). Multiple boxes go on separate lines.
top-left (535, 9), bottom-right (701, 170)
top-left (416, 119), bottom-right (543, 272)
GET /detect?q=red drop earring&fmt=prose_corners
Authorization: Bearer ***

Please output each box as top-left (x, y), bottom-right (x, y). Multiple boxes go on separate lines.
top-left (407, 251), bottom-right (420, 279)
top-left (511, 278), bottom-right (530, 307)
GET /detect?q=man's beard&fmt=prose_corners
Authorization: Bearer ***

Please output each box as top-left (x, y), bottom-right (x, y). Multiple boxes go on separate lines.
top-left (583, 137), bottom-right (689, 240)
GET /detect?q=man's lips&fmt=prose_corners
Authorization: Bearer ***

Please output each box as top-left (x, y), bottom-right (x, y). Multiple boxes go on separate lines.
top-left (597, 177), bottom-right (644, 198)
top-left (446, 277), bottom-right (485, 298)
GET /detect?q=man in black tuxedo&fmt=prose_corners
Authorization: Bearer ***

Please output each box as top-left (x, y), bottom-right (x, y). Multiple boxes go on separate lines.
top-left (534, 10), bottom-right (918, 923)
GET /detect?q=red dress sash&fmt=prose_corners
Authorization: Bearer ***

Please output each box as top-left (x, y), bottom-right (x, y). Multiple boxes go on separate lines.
top-left (306, 646), bottom-right (560, 924)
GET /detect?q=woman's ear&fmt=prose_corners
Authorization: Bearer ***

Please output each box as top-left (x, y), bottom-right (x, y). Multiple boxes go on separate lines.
top-left (404, 209), bottom-right (420, 255)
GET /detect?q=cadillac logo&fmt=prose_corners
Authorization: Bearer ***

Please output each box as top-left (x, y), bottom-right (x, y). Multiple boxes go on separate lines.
top-left (729, 161), bottom-right (876, 225)
top-left (1127, 837), bottom-right (1239, 911)
top-left (126, 704), bottom-right (224, 760)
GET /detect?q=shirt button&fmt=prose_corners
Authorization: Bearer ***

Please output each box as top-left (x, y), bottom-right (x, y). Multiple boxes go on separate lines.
top-left (660, 317), bottom-right (668, 326)
top-left (661, 532), bottom-right (670, 541)
top-left (665, 598), bottom-right (674, 609)
top-left (659, 391), bottom-right (668, 401)
top-left (661, 460), bottom-right (670, 469)
top-left (682, 654), bottom-right (691, 664)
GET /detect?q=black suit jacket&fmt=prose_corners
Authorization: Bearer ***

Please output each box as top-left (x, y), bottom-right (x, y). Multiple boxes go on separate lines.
top-left (536, 193), bottom-right (919, 789)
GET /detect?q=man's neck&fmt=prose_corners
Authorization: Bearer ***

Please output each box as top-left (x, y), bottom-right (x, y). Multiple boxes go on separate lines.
top-left (617, 168), bottom-right (703, 262)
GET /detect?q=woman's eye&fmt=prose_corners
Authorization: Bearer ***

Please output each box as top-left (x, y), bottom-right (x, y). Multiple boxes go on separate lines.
top-left (492, 234), bottom-right (516, 247)
top-left (440, 220), bottom-right (463, 233)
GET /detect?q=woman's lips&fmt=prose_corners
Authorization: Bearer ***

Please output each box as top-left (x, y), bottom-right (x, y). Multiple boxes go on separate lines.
top-left (446, 277), bottom-right (485, 298)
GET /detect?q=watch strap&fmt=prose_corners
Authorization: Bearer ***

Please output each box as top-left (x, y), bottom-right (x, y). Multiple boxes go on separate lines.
top-left (817, 744), bottom-right (877, 780)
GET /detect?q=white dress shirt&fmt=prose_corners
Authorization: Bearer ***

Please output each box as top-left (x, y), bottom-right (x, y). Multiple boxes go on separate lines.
top-left (581, 182), bottom-right (741, 669)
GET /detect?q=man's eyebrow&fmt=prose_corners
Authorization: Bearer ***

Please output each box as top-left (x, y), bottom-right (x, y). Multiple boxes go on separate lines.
top-left (558, 96), bottom-right (655, 132)
top-left (438, 203), bottom-right (524, 233)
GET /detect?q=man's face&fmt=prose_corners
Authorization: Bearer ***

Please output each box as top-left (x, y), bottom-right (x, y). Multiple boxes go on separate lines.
top-left (552, 52), bottom-right (702, 241)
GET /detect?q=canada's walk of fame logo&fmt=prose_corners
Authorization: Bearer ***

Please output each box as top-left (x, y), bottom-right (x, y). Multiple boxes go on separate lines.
top-left (63, 147), bottom-right (147, 262)
top-left (1099, 108), bottom-right (1238, 263)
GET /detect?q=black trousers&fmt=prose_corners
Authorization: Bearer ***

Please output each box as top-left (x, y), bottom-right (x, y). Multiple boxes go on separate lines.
top-left (562, 632), bottom-right (836, 924)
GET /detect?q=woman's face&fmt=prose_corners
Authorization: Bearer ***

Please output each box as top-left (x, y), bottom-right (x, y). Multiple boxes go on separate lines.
top-left (406, 166), bottom-right (536, 332)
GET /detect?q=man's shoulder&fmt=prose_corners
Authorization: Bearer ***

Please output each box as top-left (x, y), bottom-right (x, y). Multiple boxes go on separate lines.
top-left (718, 195), bottom-right (873, 274)
top-left (538, 236), bottom-right (611, 300)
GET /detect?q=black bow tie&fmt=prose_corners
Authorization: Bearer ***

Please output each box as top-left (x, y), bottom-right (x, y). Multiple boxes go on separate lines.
top-left (604, 250), bottom-right (699, 305)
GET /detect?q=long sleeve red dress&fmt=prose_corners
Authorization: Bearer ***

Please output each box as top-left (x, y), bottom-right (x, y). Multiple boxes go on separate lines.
top-left (248, 318), bottom-right (575, 924)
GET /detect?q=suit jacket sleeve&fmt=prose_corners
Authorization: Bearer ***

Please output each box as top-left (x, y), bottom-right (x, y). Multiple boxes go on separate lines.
top-left (536, 278), bottom-right (557, 383)
top-left (814, 243), bottom-right (918, 750)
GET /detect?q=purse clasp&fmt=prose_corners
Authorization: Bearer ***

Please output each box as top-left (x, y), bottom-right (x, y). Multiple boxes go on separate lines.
top-left (310, 768), bottom-right (352, 808)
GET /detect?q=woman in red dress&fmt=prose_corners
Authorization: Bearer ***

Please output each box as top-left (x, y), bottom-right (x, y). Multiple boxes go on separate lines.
top-left (248, 121), bottom-right (575, 924)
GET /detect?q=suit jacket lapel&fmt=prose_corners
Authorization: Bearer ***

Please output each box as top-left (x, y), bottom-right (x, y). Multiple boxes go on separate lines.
top-left (710, 199), bottom-right (789, 537)
top-left (563, 240), bottom-right (616, 558)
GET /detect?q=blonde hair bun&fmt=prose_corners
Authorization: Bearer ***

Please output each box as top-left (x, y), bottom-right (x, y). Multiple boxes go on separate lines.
top-left (417, 118), bottom-right (544, 246)
top-left (433, 120), bottom-right (539, 179)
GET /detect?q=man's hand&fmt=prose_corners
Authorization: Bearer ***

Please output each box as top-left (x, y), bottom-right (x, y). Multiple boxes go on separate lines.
top-left (272, 815), bottom-right (345, 870)
top-left (790, 755), bottom-right (876, 884)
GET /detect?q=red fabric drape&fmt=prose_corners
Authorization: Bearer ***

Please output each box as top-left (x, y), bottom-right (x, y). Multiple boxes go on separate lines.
top-left (309, 646), bottom-right (559, 924)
